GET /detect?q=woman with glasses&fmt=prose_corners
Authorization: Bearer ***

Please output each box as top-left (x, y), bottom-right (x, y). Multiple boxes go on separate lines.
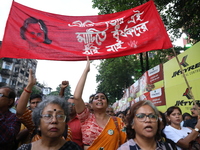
top-left (118, 100), bottom-right (175, 150)
top-left (17, 96), bottom-right (82, 150)
top-left (164, 106), bottom-right (200, 150)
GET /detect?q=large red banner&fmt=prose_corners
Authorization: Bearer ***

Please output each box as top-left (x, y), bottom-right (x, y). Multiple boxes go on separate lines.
top-left (0, 1), bottom-right (172, 61)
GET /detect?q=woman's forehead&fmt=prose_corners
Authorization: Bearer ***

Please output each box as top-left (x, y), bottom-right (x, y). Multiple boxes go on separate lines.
top-left (43, 103), bottom-right (63, 111)
top-left (95, 93), bottom-right (105, 96)
top-left (136, 105), bottom-right (154, 113)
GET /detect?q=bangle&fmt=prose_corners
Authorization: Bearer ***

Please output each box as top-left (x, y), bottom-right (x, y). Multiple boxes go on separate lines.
top-left (24, 88), bottom-right (32, 93)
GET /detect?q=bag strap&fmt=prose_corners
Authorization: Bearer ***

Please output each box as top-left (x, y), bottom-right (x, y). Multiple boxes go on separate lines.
top-left (112, 116), bottom-right (121, 146)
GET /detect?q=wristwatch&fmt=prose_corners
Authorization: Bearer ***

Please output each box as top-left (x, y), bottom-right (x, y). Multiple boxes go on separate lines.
top-left (194, 127), bottom-right (199, 132)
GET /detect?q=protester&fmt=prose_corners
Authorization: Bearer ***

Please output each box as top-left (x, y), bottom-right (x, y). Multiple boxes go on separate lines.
top-left (67, 97), bottom-right (83, 148)
top-left (84, 102), bottom-right (92, 111)
top-left (106, 106), bottom-right (115, 116)
top-left (183, 103), bottom-right (200, 129)
top-left (29, 94), bottom-right (42, 110)
top-left (89, 94), bottom-right (95, 104)
top-left (117, 111), bottom-right (126, 123)
top-left (59, 81), bottom-right (83, 148)
top-left (17, 96), bottom-right (82, 150)
top-left (59, 80), bottom-right (69, 98)
top-left (16, 69), bottom-right (37, 136)
top-left (158, 111), bottom-right (177, 149)
top-left (164, 106), bottom-right (200, 150)
top-left (17, 92), bottom-right (43, 145)
top-left (73, 56), bottom-right (126, 150)
top-left (118, 100), bottom-right (175, 150)
top-left (88, 94), bottom-right (95, 113)
top-left (0, 86), bottom-right (21, 150)
top-left (16, 69), bottom-right (72, 143)
top-left (182, 112), bottom-right (192, 121)
top-left (180, 112), bottom-right (192, 127)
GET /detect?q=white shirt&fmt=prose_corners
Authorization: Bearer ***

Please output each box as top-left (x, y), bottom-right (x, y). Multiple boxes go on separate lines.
top-left (163, 125), bottom-right (192, 150)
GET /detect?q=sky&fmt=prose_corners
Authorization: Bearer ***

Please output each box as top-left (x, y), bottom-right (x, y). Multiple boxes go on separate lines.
top-left (0, 0), bottom-right (100, 102)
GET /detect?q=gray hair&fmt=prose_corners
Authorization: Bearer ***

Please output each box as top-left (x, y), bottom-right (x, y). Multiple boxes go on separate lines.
top-left (126, 100), bottom-right (160, 140)
top-left (32, 95), bottom-right (69, 128)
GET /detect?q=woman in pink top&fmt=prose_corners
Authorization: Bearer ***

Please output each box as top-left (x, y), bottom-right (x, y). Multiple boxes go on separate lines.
top-left (73, 57), bottom-right (126, 150)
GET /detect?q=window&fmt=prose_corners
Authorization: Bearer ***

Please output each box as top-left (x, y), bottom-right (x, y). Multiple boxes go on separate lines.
top-left (5, 64), bottom-right (10, 69)
top-left (2, 78), bottom-right (7, 83)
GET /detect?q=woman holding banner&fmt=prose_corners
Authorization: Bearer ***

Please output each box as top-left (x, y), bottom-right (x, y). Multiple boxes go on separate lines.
top-left (73, 56), bottom-right (127, 150)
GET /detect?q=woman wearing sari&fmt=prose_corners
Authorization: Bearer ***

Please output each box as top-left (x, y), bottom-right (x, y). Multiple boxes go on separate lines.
top-left (73, 57), bottom-right (127, 150)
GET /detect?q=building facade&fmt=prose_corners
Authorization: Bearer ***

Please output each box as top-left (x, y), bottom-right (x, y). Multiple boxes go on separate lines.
top-left (0, 58), bottom-right (38, 96)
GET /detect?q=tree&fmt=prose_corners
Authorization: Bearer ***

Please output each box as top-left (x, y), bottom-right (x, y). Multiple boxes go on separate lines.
top-left (18, 86), bottom-right (42, 96)
top-left (48, 84), bottom-right (72, 100)
top-left (92, 0), bottom-right (200, 43)
top-left (96, 46), bottom-right (183, 103)
top-left (92, 0), bottom-right (189, 102)
top-left (96, 55), bottom-right (142, 104)
top-left (162, 0), bottom-right (200, 43)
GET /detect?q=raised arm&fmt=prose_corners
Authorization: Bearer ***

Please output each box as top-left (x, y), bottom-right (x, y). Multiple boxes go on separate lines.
top-left (177, 118), bottom-right (200, 148)
top-left (16, 69), bottom-right (36, 117)
top-left (59, 81), bottom-right (69, 97)
top-left (73, 56), bottom-right (90, 114)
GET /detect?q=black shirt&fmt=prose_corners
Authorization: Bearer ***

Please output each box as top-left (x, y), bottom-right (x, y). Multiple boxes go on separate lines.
top-left (183, 117), bottom-right (197, 129)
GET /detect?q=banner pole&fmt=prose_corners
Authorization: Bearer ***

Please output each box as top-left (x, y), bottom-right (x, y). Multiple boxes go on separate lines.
top-left (172, 47), bottom-right (199, 113)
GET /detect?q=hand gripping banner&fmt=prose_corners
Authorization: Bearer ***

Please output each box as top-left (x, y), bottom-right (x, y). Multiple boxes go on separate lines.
top-left (0, 0), bottom-right (172, 61)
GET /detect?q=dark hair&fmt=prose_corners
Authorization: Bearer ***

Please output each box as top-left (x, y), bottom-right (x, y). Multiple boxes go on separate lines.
top-left (158, 111), bottom-right (167, 139)
top-left (89, 94), bottom-right (95, 103)
top-left (117, 111), bottom-right (125, 117)
top-left (195, 103), bottom-right (200, 107)
top-left (126, 100), bottom-right (160, 140)
top-left (30, 94), bottom-right (42, 102)
top-left (166, 106), bottom-right (182, 116)
top-left (182, 112), bottom-right (192, 120)
top-left (159, 111), bottom-right (167, 127)
top-left (1, 86), bottom-right (16, 108)
top-left (91, 92), bottom-right (109, 103)
top-left (20, 17), bottom-right (52, 44)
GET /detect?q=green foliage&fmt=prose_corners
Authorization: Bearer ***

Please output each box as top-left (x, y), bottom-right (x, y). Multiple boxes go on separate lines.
top-left (92, 0), bottom-right (200, 43)
top-left (96, 55), bottom-right (142, 104)
top-left (48, 84), bottom-right (72, 100)
top-left (92, 0), bottom-right (190, 103)
top-left (18, 86), bottom-right (42, 96)
top-left (96, 47), bottom-right (183, 103)
top-left (163, 0), bottom-right (200, 43)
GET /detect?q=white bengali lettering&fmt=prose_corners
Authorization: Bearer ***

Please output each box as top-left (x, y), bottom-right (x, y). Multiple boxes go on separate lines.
top-left (106, 40), bottom-right (126, 52)
top-left (128, 10), bottom-right (144, 24)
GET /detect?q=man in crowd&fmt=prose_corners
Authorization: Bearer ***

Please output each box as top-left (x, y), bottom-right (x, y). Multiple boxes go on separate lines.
top-left (183, 103), bottom-right (200, 129)
top-left (106, 106), bottom-right (115, 116)
top-left (59, 81), bottom-right (83, 148)
top-left (28, 94), bottom-right (42, 110)
top-left (0, 86), bottom-right (21, 150)
top-left (16, 94), bottom-right (42, 146)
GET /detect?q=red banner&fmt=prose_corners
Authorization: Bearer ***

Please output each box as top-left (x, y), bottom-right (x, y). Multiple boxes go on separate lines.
top-left (0, 1), bottom-right (172, 61)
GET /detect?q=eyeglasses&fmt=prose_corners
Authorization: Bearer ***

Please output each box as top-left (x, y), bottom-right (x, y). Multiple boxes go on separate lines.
top-left (135, 113), bottom-right (158, 122)
top-left (41, 114), bottom-right (66, 123)
top-left (0, 93), bottom-right (9, 98)
top-left (68, 102), bottom-right (75, 106)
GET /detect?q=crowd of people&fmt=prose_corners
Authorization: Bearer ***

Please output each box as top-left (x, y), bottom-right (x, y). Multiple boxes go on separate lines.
top-left (1, 57), bottom-right (200, 150)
